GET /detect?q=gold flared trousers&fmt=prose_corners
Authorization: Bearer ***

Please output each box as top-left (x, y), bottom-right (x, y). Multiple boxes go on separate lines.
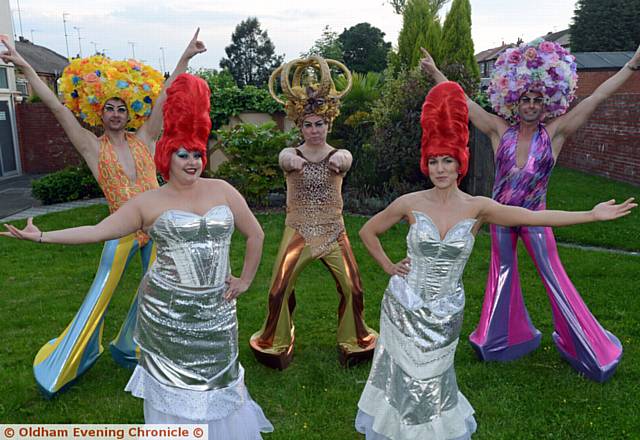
top-left (251, 226), bottom-right (377, 358)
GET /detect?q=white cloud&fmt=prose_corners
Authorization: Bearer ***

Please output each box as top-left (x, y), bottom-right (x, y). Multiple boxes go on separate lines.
top-left (11, 0), bottom-right (576, 72)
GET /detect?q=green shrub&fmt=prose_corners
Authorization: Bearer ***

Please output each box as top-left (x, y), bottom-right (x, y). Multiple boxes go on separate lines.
top-left (368, 66), bottom-right (434, 192)
top-left (331, 72), bottom-right (384, 191)
top-left (196, 70), bottom-right (284, 130)
top-left (32, 164), bottom-right (103, 205)
top-left (214, 122), bottom-right (301, 207)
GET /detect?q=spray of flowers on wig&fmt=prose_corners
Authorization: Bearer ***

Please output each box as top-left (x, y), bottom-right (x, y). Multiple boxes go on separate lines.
top-left (60, 55), bottom-right (164, 129)
top-left (488, 38), bottom-right (577, 121)
top-left (420, 81), bottom-right (469, 183)
top-left (155, 73), bottom-right (211, 180)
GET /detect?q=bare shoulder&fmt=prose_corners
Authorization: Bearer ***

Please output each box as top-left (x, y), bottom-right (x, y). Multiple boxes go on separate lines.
top-left (390, 191), bottom-right (425, 214)
top-left (203, 177), bottom-right (234, 192)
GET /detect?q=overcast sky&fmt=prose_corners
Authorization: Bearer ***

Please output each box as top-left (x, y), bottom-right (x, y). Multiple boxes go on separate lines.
top-left (7, 0), bottom-right (578, 72)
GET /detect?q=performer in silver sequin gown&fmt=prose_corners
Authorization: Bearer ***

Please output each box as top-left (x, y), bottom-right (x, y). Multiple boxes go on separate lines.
top-left (125, 206), bottom-right (273, 436)
top-left (353, 81), bottom-right (636, 439)
top-left (356, 212), bottom-right (477, 439)
top-left (2, 74), bottom-right (274, 439)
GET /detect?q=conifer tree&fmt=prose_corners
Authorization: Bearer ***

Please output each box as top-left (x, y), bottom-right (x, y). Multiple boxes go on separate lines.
top-left (220, 17), bottom-right (284, 87)
top-left (397, 0), bottom-right (441, 69)
top-left (439, 0), bottom-right (479, 90)
top-left (570, 0), bottom-right (640, 51)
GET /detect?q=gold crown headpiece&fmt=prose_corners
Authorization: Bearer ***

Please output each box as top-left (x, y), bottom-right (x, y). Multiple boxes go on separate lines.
top-left (268, 56), bottom-right (352, 129)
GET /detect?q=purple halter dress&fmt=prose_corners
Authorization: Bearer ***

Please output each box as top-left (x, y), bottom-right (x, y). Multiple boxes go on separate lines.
top-left (468, 123), bottom-right (622, 382)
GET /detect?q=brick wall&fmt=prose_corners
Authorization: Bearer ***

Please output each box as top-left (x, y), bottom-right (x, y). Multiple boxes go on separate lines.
top-left (558, 70), bottom-right (640, 186)
top-left (16, 102), bottom-right (83, 173)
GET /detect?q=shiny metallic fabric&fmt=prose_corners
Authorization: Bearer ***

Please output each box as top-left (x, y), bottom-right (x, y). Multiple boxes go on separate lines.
top-left (357, 211), bottom-right (477, 439)
top-left (136, 205), bottom-right (238, 391)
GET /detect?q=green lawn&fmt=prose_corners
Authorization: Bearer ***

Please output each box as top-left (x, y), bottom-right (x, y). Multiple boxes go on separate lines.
top-left (0, 167), bottom-right (638, 438)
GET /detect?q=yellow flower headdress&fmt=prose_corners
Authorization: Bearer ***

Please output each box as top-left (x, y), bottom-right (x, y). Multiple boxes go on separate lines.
top-left (268, 56), bottom-right (352, 130)
top-left (59, 55), bottom-right (165, 129)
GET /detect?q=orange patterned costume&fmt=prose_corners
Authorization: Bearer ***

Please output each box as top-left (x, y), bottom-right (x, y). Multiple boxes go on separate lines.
top-left (34, 133), bottom-right (160, 396)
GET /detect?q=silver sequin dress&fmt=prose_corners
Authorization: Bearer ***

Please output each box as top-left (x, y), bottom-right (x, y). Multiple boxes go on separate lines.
top-left (356, 212), bottom-right (477, 440)
top-left (125, 205), bottom-right (273, 438)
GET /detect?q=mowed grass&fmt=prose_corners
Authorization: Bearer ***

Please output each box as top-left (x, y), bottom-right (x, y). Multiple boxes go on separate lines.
top-left (0, 166), bottom-right (638, 438)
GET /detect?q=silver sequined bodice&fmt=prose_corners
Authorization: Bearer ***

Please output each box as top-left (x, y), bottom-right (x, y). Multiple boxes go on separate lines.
top-left (135, 205), bottom-right (238, 391)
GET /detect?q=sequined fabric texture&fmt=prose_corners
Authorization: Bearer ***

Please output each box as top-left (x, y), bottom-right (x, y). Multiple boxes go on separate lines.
top-left (356, 211), bottom-right (477, 439)
top-left (136, 205), bottom-right (238, 391)
top-left (284, 149), bottom-right (344, 258)
top-left (492, 123), bottom-right (554, 210)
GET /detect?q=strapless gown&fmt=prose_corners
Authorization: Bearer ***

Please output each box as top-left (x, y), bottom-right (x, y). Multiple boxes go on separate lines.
top-left (125, 205), bottom-right (273, 439)
top-left (356, 211), bottom-right (477, 439)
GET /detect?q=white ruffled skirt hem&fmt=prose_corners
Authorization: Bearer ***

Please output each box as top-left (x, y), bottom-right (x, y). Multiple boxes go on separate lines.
top-left (126, 366), bottom-right (273, 440)
top-left (356, 385), bottom-right (476, 440)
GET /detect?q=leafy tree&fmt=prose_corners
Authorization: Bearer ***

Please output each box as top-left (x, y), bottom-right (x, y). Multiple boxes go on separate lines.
top-left (220, 17), bottom-right (284, 87)
top-left (387, 0), bottom-right (449, 14)
top-left (301, 25), bottom-right (343, 60)
top-left (397, 0), bottom-right (442, 69)
top-left (570, 0), bottom-right (640, 51)
top-left (439, 0), bottom-right (479, 92)
top-left (338, 23), bottom-right (391, 73)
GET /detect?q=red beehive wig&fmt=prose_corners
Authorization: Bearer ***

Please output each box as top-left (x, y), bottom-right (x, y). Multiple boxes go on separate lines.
top-left (155, 73), bottom-right (211, 180)
top-left (420, 81), bottom-right (469, 183)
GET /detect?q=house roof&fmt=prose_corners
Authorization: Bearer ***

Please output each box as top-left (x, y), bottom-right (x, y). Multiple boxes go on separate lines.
top-left (574, 52), bottom-right (634, 69)
top-left (15, 38), bottom-right (68, 75)
top-left (475, 44), bottom-right (514, 63)
top-left (538, 29), bottom-right (570, 46)
top-left (475, 28), bottom-right (571, 63)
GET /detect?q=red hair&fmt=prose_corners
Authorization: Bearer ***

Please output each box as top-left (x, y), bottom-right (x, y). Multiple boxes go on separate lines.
top-left (155, 73), bottom-right (211, 180)
top-left (420, 81), bottom-right (469, 183)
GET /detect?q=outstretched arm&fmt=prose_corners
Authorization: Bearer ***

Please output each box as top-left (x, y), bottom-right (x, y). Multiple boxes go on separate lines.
top-left (359, 196), bottom-right (412, 276)
top-left (279, 147), bottom-right (307, 172)
top-left (136, 28), bottom-right (207, 150)
top-left (328, 149), bottom-right (352, 174)
top-left (549, 44), bottom-right (640, 157)
top-left (419, 47), bottom-right (507, 150)
top-left (2, 197), bottom-right (145, 244)
top-left (0, 35), bottom-right (99, 172)
top-left (224, 182), bottom-right (264, 300)
top-left (477, 196), bottom-right (636, 228)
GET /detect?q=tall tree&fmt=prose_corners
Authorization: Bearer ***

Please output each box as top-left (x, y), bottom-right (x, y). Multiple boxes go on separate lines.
top-left (220, 17), bottom-right (284, 87)
top-left (439, 0), bottom-right (479, 91)
top-left (386, 0), bottom-right (449, 14)
top-left (338, 23), bottom-right (391, 73)
top-left (570, 0), bottom-right (640, 51)
top-left (301, 25), bottom-right (343, 60)
top-left (397, 0), bottom-right (442, 69)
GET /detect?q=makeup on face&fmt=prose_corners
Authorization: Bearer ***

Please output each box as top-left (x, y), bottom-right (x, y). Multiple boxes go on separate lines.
top-left (175, 147), bottom-right (203, 160)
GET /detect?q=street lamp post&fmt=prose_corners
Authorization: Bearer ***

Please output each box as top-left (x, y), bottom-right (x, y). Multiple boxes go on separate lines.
top-left (159, 46), bottom-right (166, 73)
top-left (128, 41), bottom-right (136, 59)
top-left (62, 12), bottom-right (70, 59)
top-left (73, 26), bottom-right (82, 57)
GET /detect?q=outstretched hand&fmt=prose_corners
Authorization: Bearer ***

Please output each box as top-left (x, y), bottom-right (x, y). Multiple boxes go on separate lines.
top-left (328, 151), bottom-right (350, 173)
top-left (181, 28), bottom-right (207, 61)
top-left (419, 47), bottom-right (437, 76)
top-left (2, 217), bottom-right (42, 242)
top-left (285, 154), bottom-right (307, 172)
top-left (592, 198), bottom-right (636, 221)
top-left (0, 34), bottom-right (27, 67)
top-left (224, 275), bottom-right (250, 301)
